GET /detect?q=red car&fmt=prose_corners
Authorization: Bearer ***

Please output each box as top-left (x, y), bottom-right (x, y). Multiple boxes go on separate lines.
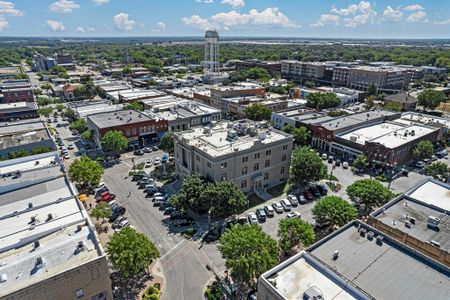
top-left (96, 193), bottom-right (116, 202)
top-left (303, 190), bottom-right (314, 201)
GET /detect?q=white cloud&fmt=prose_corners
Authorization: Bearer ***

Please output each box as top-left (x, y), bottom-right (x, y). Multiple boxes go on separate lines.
top-left (46, 20), bottom-right (65, 31)
top-left (434, 18), bottom-right (450, 25)
top-left (312, 1), bottom-right (376, 28)
top-left (113, 12), bottom-right (136, 31)
top-left (49, 0), bottom-right (80, 13)
top-left (0, 16), bottom-right (8, 31)
top-left (196, 0), bottom-right (213, 3)
top-left (221, 0), bottom-right (244, 9)
top-left (381, 6), bottom-right (403, 22)
top-left (0, 1), bottom-right (24, 16)
top-left (152, 21), bottom-right (166, 32)
top-left (181, 15), bottom-right (211, 30)
top-left (403, 4), bottom-right (424, 11)
top-left (76, 26), bottom-right (85, 33)
top-left (406, 11), bottom-right (428, 23)
top-left (310, 14), bottom-right (340, 27)
top-left (93, 0), bottom-right (109, 5)
top-left (87, 26), bottom-right (96, 32)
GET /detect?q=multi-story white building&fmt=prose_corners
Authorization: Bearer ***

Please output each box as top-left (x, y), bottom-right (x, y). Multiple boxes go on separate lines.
top-left (173, 120), bottom-right (293, 194)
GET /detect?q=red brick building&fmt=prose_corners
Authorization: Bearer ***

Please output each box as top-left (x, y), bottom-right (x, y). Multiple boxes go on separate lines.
top-left (2, 87), bottom-right (34, 103)
top-left (87, 109), bottom-right (168, 148)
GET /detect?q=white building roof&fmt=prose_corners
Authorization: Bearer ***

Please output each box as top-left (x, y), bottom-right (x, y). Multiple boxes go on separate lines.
top-left (406, 180), bottom-right (450, 211)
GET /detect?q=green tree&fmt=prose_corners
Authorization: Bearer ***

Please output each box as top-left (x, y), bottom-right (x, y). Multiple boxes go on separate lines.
top-left (101, 130), bottom-right (128, 156)
top-left (218, 224), bottom-right (279, 291)
top-left (312, 196), bottom-right (357, 228)
top-left (417, 89), bottom-right (447, 111)
top-left (125, 101), bottom-right (144, 111)
top-left (290, 146), bottom-right (327, 185)
top-left (365, 95), bottom-right (376, 109)
top-left (41, 82), bottom-right (52, 90)
top-left (244, 103), bottom-right (272, 121)
top-left (169, 175), bottom-right (205, 212)
top-left (63, 108), bottom-right (76, 120)
top-left (38, 107), bottom-right (53, 118)
top-left (160, 131), bottom-right (175, 154)
top-left (367, 83), bottom-right (377, 96)
top-left (281, 124), bottom-right (295, 134)
top-left (278, 218), bottom-right (315, 257)
top-left (107, 227), bottom-right (160, 279)
top-left (73, 86), bottom-right (84, 99)
top-left (122, 65), bottom-right (132, 75)
top-left (201, 181), bottom-right (247, 217)
top-left (346, 179), bottom-right (394, 214)
top-left (69, 118), bottom-right (88, 133)
top-left (424, 162), bottom-right (449, 180)
top-left (90, 203), bottom-right (112, 224)
top-left (55, 103), bottom-right (65, 112)
top-left (384, 101), bottom-right (402, 112)
top-left (36, 96), bottom-right (51, 107)
top-left (81, 130), bottom-right (93, 141)
top-left (33, 89), bottom-right (43, 95)
top-left (307, 92), bottom-right (341, 109)
top-left (353, 155), bottom-right (369, 171)
top-left (412, 140), bottom-right (434, 160)
top-left (291, 127), bottom-right (311, 146)
top-left (68, 156), bottom-right (104, 187)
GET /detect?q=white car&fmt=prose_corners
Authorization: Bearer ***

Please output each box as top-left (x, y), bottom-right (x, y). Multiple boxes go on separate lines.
top-left (63, 154), bottom-right (70, 160)
top-left (114, 219), bottom-right (129, 233)
top-left (286, 211), bottom-right (301, 219)
top-left (272, 202), bottom-right (283, 213)
top-left (322, 153), bottom-right (327, 160)
top-left (154, 157), bottom-right (161, 165)
top-left (287, 195), bottom-right (298, 206)
top-left (145, 159), bottom-right (153, 168)
top-left (281, 199), bottom-right (292, 211)
top-left (247, 213), bottom-right (258, 224)
top-left (342, 161), bottom-right (349, 169)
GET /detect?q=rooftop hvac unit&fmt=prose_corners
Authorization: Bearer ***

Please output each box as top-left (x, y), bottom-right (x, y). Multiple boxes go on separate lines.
top-left (28, 202), bottom-right (33, 209)
top-left (77, 241), bottom-right (85, 252)
top-left (430, 240), bottom-right (440, 248)
top-left (349, 135), bottom-right (357, 142)
top-left (410, 217), bottom-right (416, 225)
top-left (0, 274), bottom-right (7, 283)
top-left (303, 286), bottom-right (324, 300)
top-left (47, 213), bottom-right (53, 221)
top-left (367, 231), bottom-right (375, 240)
top-left (33, 240), bottom-right (40, 249)
top-left (376, 235), bottom-right (384, 245)
top-left (359, 228), bottom-right (367, 236)
top-left (35, 257), bottom-right (44, 269)
top-left (427, 216), bottom-right (440, 229)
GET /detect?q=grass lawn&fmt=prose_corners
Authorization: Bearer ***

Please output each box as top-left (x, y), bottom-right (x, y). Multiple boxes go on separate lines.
top-left (267, 182), bottom-right (291, 197)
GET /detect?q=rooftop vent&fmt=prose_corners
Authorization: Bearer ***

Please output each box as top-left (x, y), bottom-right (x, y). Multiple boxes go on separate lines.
top-left (332, 250), bottom-right (339, 260)
top-left (430, 240), bottom-right (440, 248)
top-left (28, 202), bottom-right (33, 209)
top-left (367, 231), bottom-right (375, 240)
top-left (376, 235), bottom-right (384, 245)
top-left (35, 257), bottom-right (44, 269)
top-left (47, 213), bottom-right (53, 221)
top-left (76, 241), bottom-right (85, 252)
top-left (30, 216), bottom-right (36, 224)
top-left (303, 286), bottom-right (323, 300)
top-left (427, 216), bottom-right (440, 229)
top-left (410, 217), bottom-right (416, 225)
top-left (0, 274), bottom-right (7, 283)
top-left (33, 240), bottom-right (40, 249)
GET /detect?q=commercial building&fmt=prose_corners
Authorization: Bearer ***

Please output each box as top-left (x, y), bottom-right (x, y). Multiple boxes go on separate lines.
top-left (271, 108), bottom-right (321, 130)
top-left (57, 53), bottom-right (73, 65)
top-left (62, 83), bottom-right (83, 101)
top-left (117, 89), bottom-right (166, 103)
top-left (140, 95), bottom-right (221, 131)
top-left (0, 118), bottom-right (55, 158)
top-left (234, 59), bottom-right (282, 75)
top-left (67, 100), bottom-right (123, 118)
top-left (384, 92), bottom-right (418, 111)
top-left (281, 61), bottom-right (326, 81)
top-left (87, 109), bottom-right (168, 147)
top-left (259, 220), bottom-right (450, 300)
top-left (333, 119), bottom-right (439, 165)
top-left (0, 154), bottom-right (112, 300)
top-left (0, 66), bottom-right (22, 79)
top-left (210, 82), bottom-right (265, 110)
top-left (0, 80), bottom-right (34, 104)
top-left (369, 179), bottom-right (450, 267)
top-left (222, 96), bottom-right (288, 116)
top-left (173, 120), bottom-right (293, 194)
top-left (315, 86), bottom-right (364, 106)
top-left (0, 102), bottom-right (38, 122)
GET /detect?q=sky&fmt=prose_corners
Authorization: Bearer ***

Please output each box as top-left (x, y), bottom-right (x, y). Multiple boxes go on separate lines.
top-left (0, 0), bottom-right (449, 38)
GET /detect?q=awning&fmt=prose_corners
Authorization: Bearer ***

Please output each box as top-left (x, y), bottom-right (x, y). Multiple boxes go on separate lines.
top-left (78, 194), bottom-right (87, 202)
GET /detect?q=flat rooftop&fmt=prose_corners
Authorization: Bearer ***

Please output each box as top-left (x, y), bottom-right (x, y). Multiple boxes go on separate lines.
top-left (0, 128), bottom-right (50, 150)
top-left (0, 119), bottom-right (45, 135)
top-left (0, 151), bottom-right (60, 175)
top-left (317, 110), bottom-right (398, 131)
top-left (68, 100), bottom-right (123, 118)
top-left (309, 222), bottom-right (450, 300)
top-left (144, 98), bottom-right (220, 121)
top-left (0, 170), bottom-right (103, 297)
top-left (175, 120), bottom-right (292, 158)
top-left (119, 89), bottom-right (165, 101)
top-left (405, 180), bottom-right (450, 211)
top-left (88, 109), bottom-right (155, 129)
top-left (339, 122), bottom-right (437, 148)
top-left (373, 195), bottom-right (450, 253)
top-left (0, 102), bottom-right (37, 112)
top-left (399, 112), bottom-right (450, 129)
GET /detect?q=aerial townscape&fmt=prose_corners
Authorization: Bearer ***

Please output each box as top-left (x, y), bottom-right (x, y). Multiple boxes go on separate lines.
top-left (0, 1), bottom-right (450, 300)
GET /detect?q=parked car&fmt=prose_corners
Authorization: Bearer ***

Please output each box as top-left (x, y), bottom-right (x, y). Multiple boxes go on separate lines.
top-left (63, 154), bottom-right (70, 160)
top-left (96, 193), bottom-right (116, 202)
top-left (154, 157), bottom-right (161, 165)
top-left (152, 146), bottom-right (159, 151)
top-left (431, 155), bottom-right (438, 162)
top-left (281, 199), bottom-right (292, 211)
top-left (164, 207), bottom-right (176, 215)
top-left (144, 159), bottom-right (153, 168)
top-left (248, 212), bottom-right (258, 224)
top-left (342, 161), bottom-right (349, 169)
top-left (114, 219), bottom-right (129, 233)
top-left (169, 155), bottom-right (174, 162)
top-left (93, 182), bottom-right (107, 194)
top-left (321, 153), bottom-right (327, 160)
top-left (272, 202), bottom-right (283, 213)
top-left (315, 184), bottom-right (328, 196)
top-left (303, 190), bottom-right (314, 201)
top-left (328, 156), bottom-right (334, 163)
top-left (286, 211), bottom-right (301, 219)
top-left (436, 150), bottom-right (448, 158)
top-left (111, 215), bottom-right (127, 228)
top-left (415, 161), bottom-right (425, 168)
top-left (423, 158), bottom-right (431, 164)
top-left (109, 206), bottom-right (126, 222)
top-left (143, 147), bottom-right (152, 153)
top-left (237, 216), bottom-right (249, 225)
top-left (308, 186), bottom-right (321, 198)
top-left (335, 159), bottom-right (341, 167)
top-left (264, 205), bottom-right (275, 217)
top-left (287, 194), bottom-right (298, 206)
top-left (256, 208), bottom-right (267, 222)
top-left (297, 194), bottom-right (307, 204)
top-left (132, 174), bottom-right (146, 181)
top-left (134, 149), bottom-right (144, 156)
top-left (68, 144), bottom-right (74, 150)
top-left (174, 218), bottom-right (194, 227)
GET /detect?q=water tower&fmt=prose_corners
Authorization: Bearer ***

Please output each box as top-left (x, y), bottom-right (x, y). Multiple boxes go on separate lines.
top-left (204, 29), bottom-right (220, 74)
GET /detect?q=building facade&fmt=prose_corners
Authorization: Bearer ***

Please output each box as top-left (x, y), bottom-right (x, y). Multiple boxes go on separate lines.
top-left (173, 120), bottom-right (293, 194)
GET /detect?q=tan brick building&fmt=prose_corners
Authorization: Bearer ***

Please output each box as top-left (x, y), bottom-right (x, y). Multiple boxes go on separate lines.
top-left (173, 120), bottom-right (293, 194)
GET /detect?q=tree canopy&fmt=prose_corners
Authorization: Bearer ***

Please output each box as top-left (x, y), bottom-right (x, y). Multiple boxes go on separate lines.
top-left (107, 227), bottom-right (160, 279)
top-left (412, 140), bottom-right (434, 160)
top-left (278, 218), bottom-right (315, 257)
top-left (353, 155), bottom-right (369, 171)
top-left (218, 224), bottom-right (279, 289)
top-left (424, 162), bottom-right (449, 180)
top-left (229, 67), bottom-right (271, 83)
top-left (290, 146), bottom-right (327, 185)
top-left (102, 130), bottom-right (128, 154)
top-left (346, 179), bottom-right (394, 214)
top-left (417, 89), bottom-right (447, 110)
top-left (69, 118), bottom-right (88, 133)
top-left (68, 156), bottom-right (104, 187)
top-left (125, 101), bottom-right (144, 111)
top-left (306, 92), bottom-right (341, 109)
top-left (312, 196), bottom-right (357, 228)
top-left (244, 103), bottom-right (272, 121)
top-left (160, 131), bottom-right (175, 154)
top-left (91, 203), bottom-right (112, 222)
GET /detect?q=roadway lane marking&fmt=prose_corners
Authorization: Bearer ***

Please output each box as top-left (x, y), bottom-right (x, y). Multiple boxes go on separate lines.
top-left (161, 239), bottom-right (188, 260)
